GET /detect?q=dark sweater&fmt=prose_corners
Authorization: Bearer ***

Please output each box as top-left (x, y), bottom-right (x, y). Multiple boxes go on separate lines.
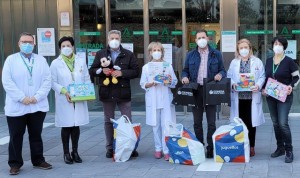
top-left (263, 56), bottom-right (299, 89)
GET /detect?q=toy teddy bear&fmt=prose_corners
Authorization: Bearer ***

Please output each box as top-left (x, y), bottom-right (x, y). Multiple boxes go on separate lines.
top-left (100, 56), bottom-right (121, 85)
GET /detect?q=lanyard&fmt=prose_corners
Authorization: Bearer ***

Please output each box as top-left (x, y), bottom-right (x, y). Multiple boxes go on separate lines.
top-left (272, 55), bottom-right (285, 76)
top-left (20, 53), bottom-right (34, 77)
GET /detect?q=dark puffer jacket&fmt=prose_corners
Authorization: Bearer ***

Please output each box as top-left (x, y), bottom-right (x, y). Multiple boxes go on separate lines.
top-left (89, 45), bottom-right (139, 102)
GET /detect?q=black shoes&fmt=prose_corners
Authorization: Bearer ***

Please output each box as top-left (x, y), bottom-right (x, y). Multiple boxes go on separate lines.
top-left (64, 153), bottom-right (73, 164)
top-left (285, 151), bottom-right (294, 163)
top-left (71, 151), bottom-right (83, 163)
top-left (271, 147), bottom-right (285, 158)
top-left (131, 150), bottom-right (139, 158)
top-left (206, 149), bottom-right (213, 158)
top-left (106, 149), bottom-right (113, 158)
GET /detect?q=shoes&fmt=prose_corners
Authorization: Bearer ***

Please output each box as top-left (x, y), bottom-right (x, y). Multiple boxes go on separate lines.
top-left (271, 147), bottom-right (285, 158)
top-left (64, 153), bottom-right (73, 164)
top-left (164, 154), bottom-right (170, 161)
top-left (154, 151), bottom-right (162, 159)
top-left (33, 161), bottom-right (52, 170)
top-left (285, 151), bottom-right (294, 163)
top-left (106, 149), bottom-right (113, 158)
top-left (9, 167), bottom-right (20, 175)
top-left (71, 151), bottom-right (82, 163)
top-left (206, 149), bottom-right (213, 158)
top-left (131, 150), bottom-right (139, 158)
top-left (250, 147), bottom-right (255, 157)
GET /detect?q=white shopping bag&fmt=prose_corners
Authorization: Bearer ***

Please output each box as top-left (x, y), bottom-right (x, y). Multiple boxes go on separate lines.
top-left (165, 122), bottom-right (183, 137)
top-left (111, 115), bottom-right (138, 162)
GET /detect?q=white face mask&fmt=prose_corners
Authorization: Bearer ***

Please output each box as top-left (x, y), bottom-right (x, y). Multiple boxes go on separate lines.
top-left (109, 39), bottom-right (120, 49)
top-left (152, 51), bottom-right (162, 60)
top-left (61, 47), bottom-right (73, 56)
top-left (273, 45), bottom-right (284, 54)
top-left (239, 48), bottom-right (250, 58)
top-left (196, 39), bottom-right (208, 48)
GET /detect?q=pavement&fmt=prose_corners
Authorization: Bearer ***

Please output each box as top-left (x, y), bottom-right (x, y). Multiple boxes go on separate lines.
top-left (0, 112), bottom-right (300, 178)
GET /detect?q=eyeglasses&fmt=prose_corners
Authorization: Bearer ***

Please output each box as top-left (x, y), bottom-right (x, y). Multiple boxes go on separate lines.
top-left (20, 41), bottom-right (34, 44)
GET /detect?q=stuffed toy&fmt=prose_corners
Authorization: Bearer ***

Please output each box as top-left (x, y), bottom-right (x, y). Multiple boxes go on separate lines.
top-left (100, 56), bottom-right (120, 85)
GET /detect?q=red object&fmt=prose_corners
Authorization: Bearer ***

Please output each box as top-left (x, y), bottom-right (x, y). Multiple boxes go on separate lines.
top-left (44, 31), bottom-right (51, 38)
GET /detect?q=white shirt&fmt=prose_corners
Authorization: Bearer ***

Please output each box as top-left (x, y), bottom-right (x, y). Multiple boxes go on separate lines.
top-left (2, 53), bottom-right (51, 116)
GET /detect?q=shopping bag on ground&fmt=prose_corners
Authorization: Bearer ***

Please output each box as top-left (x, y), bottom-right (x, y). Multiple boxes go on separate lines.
top-left (213, 117), bottom-right (250, 163)
top-left (111, 115), bottom-right (141, 162)
top-left (166, 127), bottom-right (205, 165)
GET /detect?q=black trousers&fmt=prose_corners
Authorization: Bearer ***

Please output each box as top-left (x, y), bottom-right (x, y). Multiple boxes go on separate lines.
top-left (239, 99), bottom-right (256, 147)
top-left (6, 111), bottom-right (46, 168)
top-left (192, 86), bottom-right (216, 150)
top-left (61, 126), bottom-right (80, 154)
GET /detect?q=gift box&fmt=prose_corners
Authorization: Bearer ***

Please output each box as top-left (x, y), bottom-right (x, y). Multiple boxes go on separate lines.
top-left (265, 78), bottom-right (289, 102)
top-left (204, 78), bottom-right (231, 106)
top-left (213, 118), bottom-right (250, 163)
top-left (236, 73), bottom-right (255, 91)
top-left (68, 83), bottom-right (96, 102)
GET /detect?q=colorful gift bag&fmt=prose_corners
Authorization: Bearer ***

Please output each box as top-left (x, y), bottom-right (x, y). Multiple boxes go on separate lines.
top-left (166, 128), bottom-right (205, 165)
top-left (68, 83), bottom-right (96, 102)
top-left (213, 118), bottom-right (250, 163)
top-left (111, 115), bottom-right (141, 162)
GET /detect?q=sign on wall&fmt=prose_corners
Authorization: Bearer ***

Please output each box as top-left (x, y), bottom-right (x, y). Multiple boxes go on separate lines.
top-left (221, 31), bottom-right (236, 52)
top-left (37, 28), bottom-right (56, 56)
top-left (285, 40), bottom-right (297, 60)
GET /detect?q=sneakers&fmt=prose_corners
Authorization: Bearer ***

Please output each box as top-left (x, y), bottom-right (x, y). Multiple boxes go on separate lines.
top-left (33, 161), bottom-right (52, 170)
top-left (131, 150), bottom-right (139, 158)
top-left (9, 167), bottom-right (20, 175)
top-left (271, 147), bottom-right (285, 158)
top-left (164, 154), bottom-right (170, 161)
top-left (250, 147), bottom-right (255, 157)
top-left (285, 151), bottom-right (294, 163)
top-left (154, 151), bottom-right (162, 159)
top-left (106, 149), bottom-right (113, 158)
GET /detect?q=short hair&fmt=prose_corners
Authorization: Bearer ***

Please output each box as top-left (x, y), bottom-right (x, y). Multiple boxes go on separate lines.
top-left (58, 36), bottom-right (74, 49)
top-left (108, 30), bottom-right (121, 39)
top-left (19, 32), bottom-right (34, 40)
top-left (235, 38), bottom-right (254, 58)
top-left (147, 42), bottom-right (165, 61)
top-left (272, 37), bottom-right (288, 50)
top-left (195, 29), bottom-right (208, 37)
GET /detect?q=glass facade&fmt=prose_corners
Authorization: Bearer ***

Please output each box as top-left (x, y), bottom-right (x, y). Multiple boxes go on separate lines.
top-left (0, 0), bottom-right (299, 113)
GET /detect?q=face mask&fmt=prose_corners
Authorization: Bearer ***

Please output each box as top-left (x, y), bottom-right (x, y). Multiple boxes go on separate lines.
top-left (239, 48), bottom-right (249, 57)
top-left (61, 47), bottom-right (73, 56)
top-left (197, 39), bottom-right (208, 48)
top-left (152, 51), bottom-right (162, 60)
top-left (20, 43), bottom-right (34, 54)
top-left (109, 39), bottom-right (120, 49)
top-left (273, 45), bottom-right (284, 54)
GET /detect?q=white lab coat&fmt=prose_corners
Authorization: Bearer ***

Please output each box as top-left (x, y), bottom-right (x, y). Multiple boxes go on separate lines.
top-left (50, 54), bottom-right (91, 127)
top-left (227, 55), bottom-right (266, 127)
top-left (140, 62), bottom-right (178, 126)
top-left (2, 53), bottom-right (51, 117)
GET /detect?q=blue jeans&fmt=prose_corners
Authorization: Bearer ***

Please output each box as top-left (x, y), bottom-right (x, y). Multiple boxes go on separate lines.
top-left (266, 95), bottom-right (293, 151)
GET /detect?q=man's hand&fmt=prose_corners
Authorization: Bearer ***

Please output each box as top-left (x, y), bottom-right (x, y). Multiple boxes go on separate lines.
top-left (30, 97), bottom-right (37, 104)
top-left (111, 70), bottom-right (122, 78)
top-left (182, 77), bottom-right (189, 84)
top-left (65, 92), bottom-right (72, 103)
top-left (103, 68), bottom-right (111, 75)
top-left (22, 97), bottom-right (31, 105)
top-left (214, 73), bottom-right (222, 81)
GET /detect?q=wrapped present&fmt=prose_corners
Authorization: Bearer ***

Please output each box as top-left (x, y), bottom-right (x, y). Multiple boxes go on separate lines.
top-left (166, 128), bottom-right (205, 165)
top-left (236, 73), bottom-right (255, 91)
top-left (265, 77), bottom-right (289, 102)
top-left (213, 118), bottom-right (250, 163)
top-left (111, 115), bottom-right (141, 162)
top-left (68, 83), bottom-right (96, 102)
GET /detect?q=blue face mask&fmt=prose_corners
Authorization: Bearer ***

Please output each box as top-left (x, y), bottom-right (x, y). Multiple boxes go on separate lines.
top-left (20, 43), bottom-right (34, 54)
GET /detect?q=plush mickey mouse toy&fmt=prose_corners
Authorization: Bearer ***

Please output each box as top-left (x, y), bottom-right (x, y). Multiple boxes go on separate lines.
top-left (99, 56), bottom-right (121, 85)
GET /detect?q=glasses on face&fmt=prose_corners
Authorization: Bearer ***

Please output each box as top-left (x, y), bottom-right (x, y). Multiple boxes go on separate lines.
top-left (20, 41), bottom-right (34, 44)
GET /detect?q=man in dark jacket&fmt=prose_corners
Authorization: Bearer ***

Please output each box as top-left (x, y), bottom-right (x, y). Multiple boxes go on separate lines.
top-left (181, 29), bottom-right (226, 158)
top-left (89, 30), bottom-right (139, 158)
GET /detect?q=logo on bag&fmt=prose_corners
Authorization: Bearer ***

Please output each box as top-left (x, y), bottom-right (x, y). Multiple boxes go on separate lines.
top-left (221, 145), bottom-right (239, 150)
top-left (175, 151), bottom-right (184, 155)
top-left (209, 90), bottom-right (225, 95)
top-left (178, 91), bottom-right (193, 96)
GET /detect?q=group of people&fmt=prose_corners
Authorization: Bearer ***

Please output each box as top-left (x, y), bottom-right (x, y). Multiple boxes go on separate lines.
top-left (1, 29), bottom-right (299, 175)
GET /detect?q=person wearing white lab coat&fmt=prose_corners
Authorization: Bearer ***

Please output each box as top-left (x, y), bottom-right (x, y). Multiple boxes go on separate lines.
top-left (2, 32), bottom-right (52, 175)
top-left (50, 36), bottom-right (91, 164)
top-left (140, 42), bottom-right (178, 161)
top-left (227, 38), bottom-right (265, 157)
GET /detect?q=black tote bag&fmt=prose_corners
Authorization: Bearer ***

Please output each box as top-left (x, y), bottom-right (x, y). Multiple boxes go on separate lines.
top-left (172, 82), bottom-right (199, 107)
top-left (203, 78), bottom-right (231, 106)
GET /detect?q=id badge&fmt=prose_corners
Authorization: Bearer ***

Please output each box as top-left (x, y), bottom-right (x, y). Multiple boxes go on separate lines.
top-left (28, 78), bottom-right (33, 86)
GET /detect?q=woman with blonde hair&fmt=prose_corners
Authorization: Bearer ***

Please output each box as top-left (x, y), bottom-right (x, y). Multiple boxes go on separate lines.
top-left (227, 38), bottom-right (266, 157)
top-left (140, 42), bottom-right (178, 161)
